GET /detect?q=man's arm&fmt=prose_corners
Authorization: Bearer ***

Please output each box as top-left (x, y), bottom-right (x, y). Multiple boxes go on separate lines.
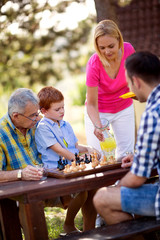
top-left (0, 165), bottom-right (43, 182)
top-left (118, 171), bottom-right (147, 188)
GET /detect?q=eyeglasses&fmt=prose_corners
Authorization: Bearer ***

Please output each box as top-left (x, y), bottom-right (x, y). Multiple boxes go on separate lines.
top-left (18, 111), bottom-right (40, 122)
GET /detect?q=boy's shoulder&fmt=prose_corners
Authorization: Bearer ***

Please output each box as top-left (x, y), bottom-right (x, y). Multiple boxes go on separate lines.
top-left (60, 120), bottom-right (71, 127)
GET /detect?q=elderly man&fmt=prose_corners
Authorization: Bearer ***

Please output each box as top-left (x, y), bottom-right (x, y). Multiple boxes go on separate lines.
top-left (0, 88), bottom-right (43, 182)
top-left (93, 52), bottom-right (160, 225)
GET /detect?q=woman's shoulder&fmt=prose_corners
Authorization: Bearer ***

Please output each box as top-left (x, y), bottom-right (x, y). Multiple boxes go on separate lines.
top-left (88, 53), bottom-right (100, 67)
top-left (123, 42), bottom-right (135, 57)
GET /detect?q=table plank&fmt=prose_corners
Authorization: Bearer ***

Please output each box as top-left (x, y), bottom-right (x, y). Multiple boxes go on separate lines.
top-left (0, 168), bottom-right (129, 203)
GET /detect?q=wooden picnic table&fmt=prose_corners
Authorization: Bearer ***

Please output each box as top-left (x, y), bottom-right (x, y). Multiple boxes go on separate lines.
top-left (0, 167), bottom-right (131, 240)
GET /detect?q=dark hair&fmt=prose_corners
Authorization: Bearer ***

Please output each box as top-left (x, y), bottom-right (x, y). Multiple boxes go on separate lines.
top-left (38, 86), bottom-right (64, 110)
top-left (125, 51), bottom-right (160, 85)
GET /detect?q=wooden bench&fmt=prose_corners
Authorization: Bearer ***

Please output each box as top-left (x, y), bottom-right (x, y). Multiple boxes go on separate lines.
top-left (56, 173), bottom-right (160, 240)
top-left (57, 217), bottom-right (160, 240)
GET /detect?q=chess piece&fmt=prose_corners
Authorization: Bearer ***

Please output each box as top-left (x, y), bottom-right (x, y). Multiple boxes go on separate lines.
top-left (79, 161), bottom-right (86, 170)
top-left (84, 154), bottom-right (90, 164)
top-left (108, 155), bottom-right (115, 164)
top-left (62, 157), bottom-right (66, 166)
top-left (57, 156), bottom-right (65, 170)
top-left (70, 160), bottom-right (78, 172)
top-left (94, 151), bottom-right (99, 167)
top-left (89, 154), bottom-right (92, 163)
top-left (65, 159), bottom-right (68, 165)
top-left (63, 164), bottom-right (71, 173)
top-left (92, 155), bottom-right (97, 168)
top-left (100, 155), bottom-right (107, 166)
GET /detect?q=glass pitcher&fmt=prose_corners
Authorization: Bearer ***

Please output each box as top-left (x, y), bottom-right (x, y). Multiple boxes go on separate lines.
top-left (96, 118), bottom-right (116, 159)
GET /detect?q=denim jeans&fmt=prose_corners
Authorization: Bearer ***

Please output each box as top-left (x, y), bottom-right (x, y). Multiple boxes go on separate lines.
top-left (121, 183), bottom-right (158, 216)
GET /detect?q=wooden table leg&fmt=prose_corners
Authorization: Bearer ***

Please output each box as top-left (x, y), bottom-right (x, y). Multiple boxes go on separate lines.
top-left (19, 201), bottom-right (48, 240)
top-left (0, 198), bottom-right (22, 240)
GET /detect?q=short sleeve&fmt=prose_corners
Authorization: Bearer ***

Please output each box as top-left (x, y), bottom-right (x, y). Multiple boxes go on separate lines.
top-left (131, 111), bottom-right (160, 178)
top-left (62, 122), bottom-right (78, 145)
top-left (35, 124), bottom-right (57, 150)
top-left (124, 42), bottom-right (135, 59)
top-left (86, 54), bottom-right (100, 87)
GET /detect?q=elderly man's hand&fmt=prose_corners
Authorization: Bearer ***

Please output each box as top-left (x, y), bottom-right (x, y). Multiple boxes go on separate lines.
top-left (22, 165), bottom-right (43, 180)
top-left (121, 154), bottom-right (134, 168)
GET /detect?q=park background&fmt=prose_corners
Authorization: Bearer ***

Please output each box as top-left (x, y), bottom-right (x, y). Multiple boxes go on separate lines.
top-left (0, 0), bottom-right (159, 238)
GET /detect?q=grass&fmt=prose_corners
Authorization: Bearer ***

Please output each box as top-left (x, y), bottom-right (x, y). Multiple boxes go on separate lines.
top-left (44, 207), bottom-right (83, 239)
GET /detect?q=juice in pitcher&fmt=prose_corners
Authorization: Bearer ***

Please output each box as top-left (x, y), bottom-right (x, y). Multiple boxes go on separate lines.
top-left (96, 118), bottom-right (116, 159)
top-left (100, 130), bottom-right (116, 157)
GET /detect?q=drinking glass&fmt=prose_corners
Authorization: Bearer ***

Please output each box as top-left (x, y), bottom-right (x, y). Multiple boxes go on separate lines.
top-left (35, 163), bottom-right (47, 180)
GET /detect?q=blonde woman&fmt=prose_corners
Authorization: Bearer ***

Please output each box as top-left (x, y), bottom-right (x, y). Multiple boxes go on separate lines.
top-left (85, 19), bottom-right (135, 162)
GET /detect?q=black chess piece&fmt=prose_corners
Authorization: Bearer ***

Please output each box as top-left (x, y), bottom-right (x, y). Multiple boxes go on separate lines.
top-left (75, 153), bottom-right (81, 165)
top-left (89, 154), bottom-right (92, 163)
top-left (57, 156), bottom-right (62, 169)
top-left (57, 156), bottom-right (65, 171)
top-left (84, 154), bottom-right (90, 164)
top-left (75, 153), bottom-right (78, 161)
top-left (63, 159), bottom-right (66, 166)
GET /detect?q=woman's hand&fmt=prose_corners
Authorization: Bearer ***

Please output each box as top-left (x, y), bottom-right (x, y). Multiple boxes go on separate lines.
top-left (94, 127), bottom-right (104, 141)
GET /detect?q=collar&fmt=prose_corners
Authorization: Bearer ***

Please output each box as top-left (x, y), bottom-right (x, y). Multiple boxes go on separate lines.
top-left (43, 117), bottom-right (65, 127)
top-left (7, 113), bottom-right (17, 130)
top-left (6, 113), bottom-right (33, 134)
top-left (147, 84), bottom-right (160, 107)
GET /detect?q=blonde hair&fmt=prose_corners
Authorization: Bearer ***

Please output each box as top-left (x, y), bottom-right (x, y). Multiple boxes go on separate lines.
top-left (94, 19), bottom-right (124, 67)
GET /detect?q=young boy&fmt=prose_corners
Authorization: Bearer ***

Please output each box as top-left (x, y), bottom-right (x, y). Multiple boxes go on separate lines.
top-left (35, 86), bottom-right (100, 234)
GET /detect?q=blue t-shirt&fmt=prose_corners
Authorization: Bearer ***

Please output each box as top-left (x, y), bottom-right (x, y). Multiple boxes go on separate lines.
top-left (35, 117), bottom-right (78, 168)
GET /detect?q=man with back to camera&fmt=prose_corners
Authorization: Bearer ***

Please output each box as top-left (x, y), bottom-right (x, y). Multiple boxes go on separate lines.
top-left (93, 52), bottom-right (160, 226)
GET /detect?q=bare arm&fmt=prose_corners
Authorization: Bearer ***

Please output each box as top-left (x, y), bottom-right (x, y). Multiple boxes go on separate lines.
top-left (87, 86), bottom-right (104, 141)
top-left (118, 171), bottom-right (147, 188)
top-left (0, 165), bottom-right (43, 182)
top-left (50, 143), bottom-right (76, 161)
top-left (76, 143), bottom-right (101, 160)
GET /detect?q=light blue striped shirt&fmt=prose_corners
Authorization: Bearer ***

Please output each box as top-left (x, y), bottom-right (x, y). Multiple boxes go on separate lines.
top-left (35, 117), bottom-right (78, 169)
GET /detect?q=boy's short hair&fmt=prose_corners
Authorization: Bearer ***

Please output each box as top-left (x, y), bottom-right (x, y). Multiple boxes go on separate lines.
top-left (38, 86), bottom-right (64, 110)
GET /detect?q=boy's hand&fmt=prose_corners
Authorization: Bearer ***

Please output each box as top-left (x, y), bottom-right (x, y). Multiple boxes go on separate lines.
top-left (87, 147), bottom-right (101, 160)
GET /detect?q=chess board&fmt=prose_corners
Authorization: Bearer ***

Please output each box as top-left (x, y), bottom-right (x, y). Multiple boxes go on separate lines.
top-left (46, 162), bottom-right (121, 179)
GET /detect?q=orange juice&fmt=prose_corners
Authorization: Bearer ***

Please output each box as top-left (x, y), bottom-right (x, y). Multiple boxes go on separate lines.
top-left (100, 137), bottom-right (116, 152)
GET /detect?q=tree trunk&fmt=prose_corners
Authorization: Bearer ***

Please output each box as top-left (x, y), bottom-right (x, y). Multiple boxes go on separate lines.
top-left (94, 0), bottom-right (117, 23)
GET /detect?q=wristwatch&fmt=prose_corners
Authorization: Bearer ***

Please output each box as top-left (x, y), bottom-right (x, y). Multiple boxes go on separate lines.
top-left (17, 169), bottom-right (22, 180)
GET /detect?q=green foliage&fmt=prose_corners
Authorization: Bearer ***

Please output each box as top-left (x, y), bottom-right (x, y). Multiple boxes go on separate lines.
top-left (70, 75), bottom-right (86, 106)
top-left (0, 0), bottom-right (96, 91)
top-left (44, 207), bottom-right (83, 239)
